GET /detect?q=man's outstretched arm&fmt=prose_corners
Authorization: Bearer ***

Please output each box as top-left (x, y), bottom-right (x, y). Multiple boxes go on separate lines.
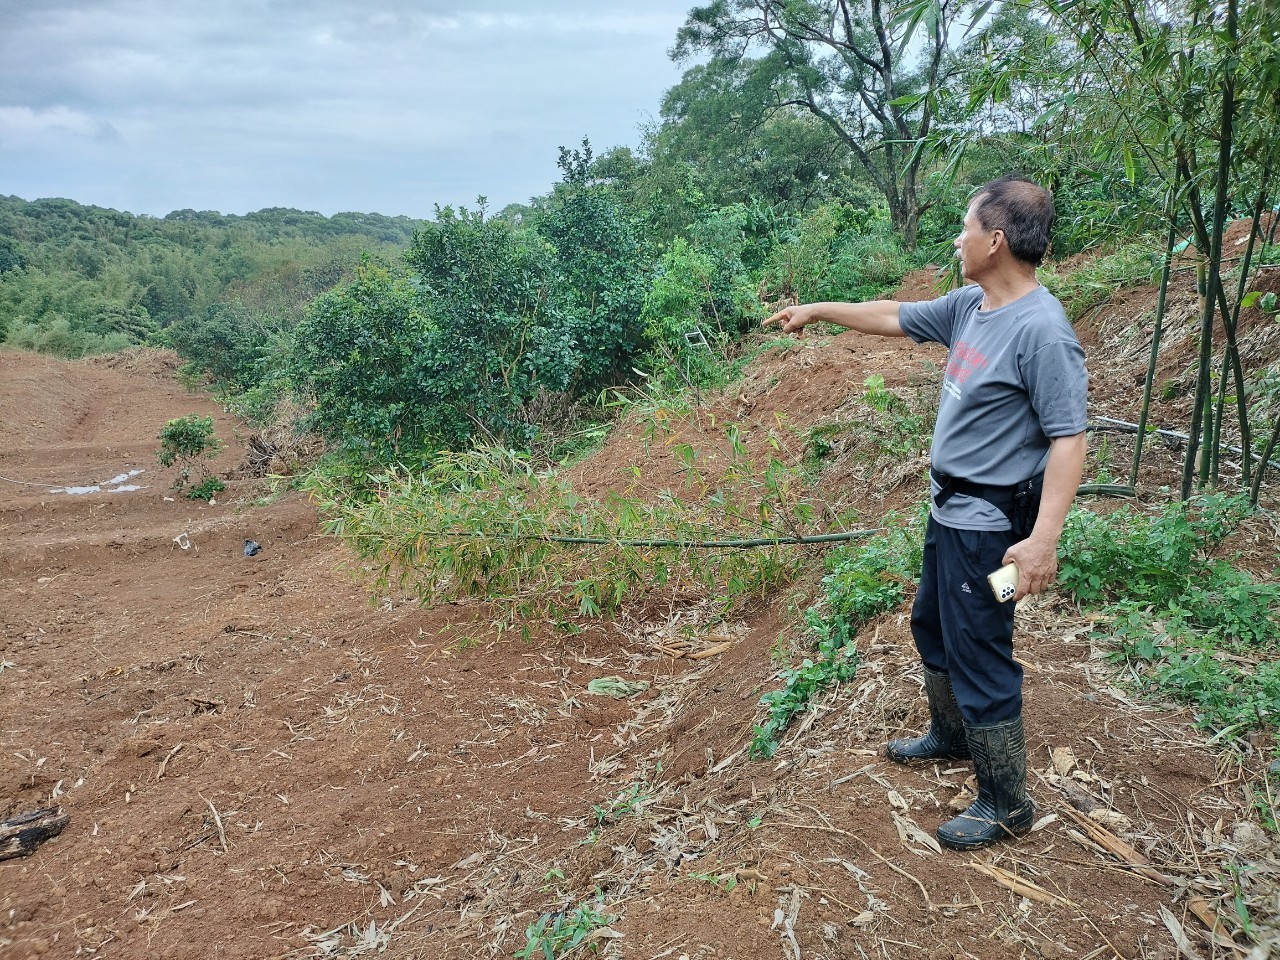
top-left (764, 301), bottom-right (906, 338)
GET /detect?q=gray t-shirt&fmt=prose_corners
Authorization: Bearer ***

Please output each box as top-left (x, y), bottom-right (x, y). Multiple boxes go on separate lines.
top-left (898, 284), bottom-right (1088, 530)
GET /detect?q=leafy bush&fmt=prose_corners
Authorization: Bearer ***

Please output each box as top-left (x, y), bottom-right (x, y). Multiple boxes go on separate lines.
top-left (1060, 495), bottom-right (1280, 743)
top-left (290, 206), bottom-right (592, 463)
top-left (5, 317), bottom-right (134, 358)
top-left (186, 476), bottom-right (226, 501)
top-left (158, 415), bottom-right (225, 497)
top-left (165, 300), bottom-right (289, 390)
top-left (761, 200), bottom-right (910, 306)
top-left (537, 184), bottom-right (648, 391)
top-left (1058, 494), bottom-right (1253, 608)
top-left (638, 231), bottom-right (760, 393)
top-left (288, 262), bottom-right (428, 461)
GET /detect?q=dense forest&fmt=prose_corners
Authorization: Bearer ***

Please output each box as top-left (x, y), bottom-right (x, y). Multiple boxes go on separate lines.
top-left (0, 197), bottom-right (421, 357)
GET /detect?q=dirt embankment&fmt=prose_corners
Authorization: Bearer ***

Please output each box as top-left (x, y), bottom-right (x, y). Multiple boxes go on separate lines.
top-left (1, 254), bottom-right (1277, 960)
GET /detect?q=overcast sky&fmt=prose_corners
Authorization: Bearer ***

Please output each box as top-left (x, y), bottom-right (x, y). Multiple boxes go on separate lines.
top-left (0, 1), bottom-right (693, 219)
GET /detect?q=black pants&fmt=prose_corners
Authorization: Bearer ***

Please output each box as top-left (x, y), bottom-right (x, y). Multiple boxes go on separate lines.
top-left (910, 506), bottom-right (1036, 726)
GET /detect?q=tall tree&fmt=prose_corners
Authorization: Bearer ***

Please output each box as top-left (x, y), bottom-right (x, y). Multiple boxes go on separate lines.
top-left (673, 0), bottom-right (967, 248)
top-left (648, 57), bottom-right (859, 222)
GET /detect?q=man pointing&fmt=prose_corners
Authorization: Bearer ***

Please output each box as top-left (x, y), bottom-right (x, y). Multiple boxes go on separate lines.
top-left (765, 176), bottom-right (1088, 849)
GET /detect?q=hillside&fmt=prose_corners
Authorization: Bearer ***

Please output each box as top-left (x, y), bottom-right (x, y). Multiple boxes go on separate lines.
top-left (0, 262), bottom-right (1277, 959)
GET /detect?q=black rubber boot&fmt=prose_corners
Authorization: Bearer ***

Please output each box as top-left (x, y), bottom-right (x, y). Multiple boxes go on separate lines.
top-left (886, 668), bottom-right (970, 763)
top-left (937, 715), bottom-right (1035, 850)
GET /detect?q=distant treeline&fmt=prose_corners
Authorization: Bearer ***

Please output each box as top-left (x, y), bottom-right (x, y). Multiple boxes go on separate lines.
top-left (0, 195), bottom-right (424, 356)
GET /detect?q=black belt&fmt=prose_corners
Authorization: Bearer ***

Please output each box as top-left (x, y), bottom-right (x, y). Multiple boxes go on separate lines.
top-left (930, 467), bottom-right (1043, 520)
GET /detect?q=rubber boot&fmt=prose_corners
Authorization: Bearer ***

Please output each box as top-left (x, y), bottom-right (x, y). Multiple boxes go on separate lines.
top-left (937, 715), bottom-right (1035, 850)
top-left (886, 668), bottom-right (970, 763)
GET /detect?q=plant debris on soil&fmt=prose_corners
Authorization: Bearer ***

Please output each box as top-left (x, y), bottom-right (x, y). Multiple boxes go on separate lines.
top-left (2, 258), bottom-right (1278, 960)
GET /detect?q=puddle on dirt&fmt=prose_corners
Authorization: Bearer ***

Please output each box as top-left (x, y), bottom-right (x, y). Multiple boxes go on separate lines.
top-left (52, 469), bottom-right (147, 496)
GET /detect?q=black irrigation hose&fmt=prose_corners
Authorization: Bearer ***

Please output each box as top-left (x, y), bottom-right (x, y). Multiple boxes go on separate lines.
top-left (412, 528), bottom-right (888, 550)
top-left (538, 529), bottom-right (886, 549)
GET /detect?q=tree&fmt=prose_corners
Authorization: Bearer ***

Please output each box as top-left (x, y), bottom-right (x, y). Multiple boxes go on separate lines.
top-left (648, 56), bottom-right (860, 223)
top-left (289, 206), bottom-right (594, 460)
top-left (289, 261), bottom-right (432, 460)
top-left (167, 300), bottom-right (281, 389)
top-left (0, 235), bottom-right (25, 274)
top-left (673, 0), bottom-right (969, 248)
top-left (536, 143), bottom-right (650, 391)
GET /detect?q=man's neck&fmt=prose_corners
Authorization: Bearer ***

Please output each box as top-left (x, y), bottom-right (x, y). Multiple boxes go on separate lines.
top-left (977, 272), bottom-right (1040, 311)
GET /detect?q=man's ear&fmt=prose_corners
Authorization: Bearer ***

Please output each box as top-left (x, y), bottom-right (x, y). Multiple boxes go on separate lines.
top-left (989, 228), bottom-right (1006, 255)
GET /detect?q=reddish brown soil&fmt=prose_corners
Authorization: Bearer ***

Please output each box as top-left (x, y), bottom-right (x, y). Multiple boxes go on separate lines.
top-left (2, 253), bottom-right (1277, 960)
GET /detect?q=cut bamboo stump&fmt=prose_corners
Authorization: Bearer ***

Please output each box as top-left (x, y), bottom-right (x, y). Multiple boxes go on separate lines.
top-left (0, 807), bottom-right (69, 861)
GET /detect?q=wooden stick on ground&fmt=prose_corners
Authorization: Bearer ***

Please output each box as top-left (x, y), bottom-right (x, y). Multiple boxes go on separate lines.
top-left (968, 862), bottom-right (1077, 909)
top-left (0, 807), bottom-right (69, 861)
top-left (200, 794), bottom-right (228, 853)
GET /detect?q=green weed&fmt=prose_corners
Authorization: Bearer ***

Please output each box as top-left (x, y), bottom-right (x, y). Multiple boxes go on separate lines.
top-left (1059, 494), bottom-right (1280, 746)
top-left (514, 894), bottom-right (614, 960)
top-left (591, 782), bottom-right (653, 827)
top-left (686, 870), bottom-right (737, 891)
top-left (185, 476), bottom-right (226, 502)
top-left (804, 376), bottom-right (932, 477)
top-left (750, 514), bottom-right (922, 758)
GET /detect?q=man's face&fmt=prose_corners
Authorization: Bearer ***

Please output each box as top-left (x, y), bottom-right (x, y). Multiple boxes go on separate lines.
top-left (954, 198), bottom-right (995, 282)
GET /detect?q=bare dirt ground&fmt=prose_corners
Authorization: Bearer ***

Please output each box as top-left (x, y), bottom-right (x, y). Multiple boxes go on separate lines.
top-left (1, 262), bottom-right (1277, 960)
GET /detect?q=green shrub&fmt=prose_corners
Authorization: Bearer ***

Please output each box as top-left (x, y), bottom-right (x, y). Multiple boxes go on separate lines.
top-left (186, 476), bottom-right (226, 502)
top-left (5, 317), bottom-right (134, 357)
top-left (1060, 495), bottom-right (1280, 744)
top-left (158, 415), bottom-right (225, 495)
top-left (761, 201), bottom-right (910, 306)
top-left (1058, 494), bottom-right (1254, 608)
top-left (165, 300), bottom-right (289, 390)
top-left (537, 184), bottom-right (648, 391)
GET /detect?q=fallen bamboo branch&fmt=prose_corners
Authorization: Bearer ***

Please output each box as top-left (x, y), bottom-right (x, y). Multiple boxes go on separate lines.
top-left (688, 641), bottom-right (735, 660)
top-left (200, 794), bottom-right (228, 853)
top-left (1059, 806), bottom-right (1173, 885)
top-left (1059, 806), bottom-right (1247, 955)
top-left (968, 862), bottom-right (1077, 908)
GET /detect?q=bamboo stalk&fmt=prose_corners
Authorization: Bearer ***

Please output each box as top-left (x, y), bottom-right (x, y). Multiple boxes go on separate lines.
top-left (1219, 183), bottom-right (1271, 486)
top-left (1131, 184), bottom-right (1181, 488)
top-left (1183, 258), bottom-right (1215, 498)
top-left (1250, 418), bottom-right (1280, 505)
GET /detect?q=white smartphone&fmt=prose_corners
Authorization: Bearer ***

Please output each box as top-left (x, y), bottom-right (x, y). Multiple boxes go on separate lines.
top-left (987, 562), bottom-right (1020, 603)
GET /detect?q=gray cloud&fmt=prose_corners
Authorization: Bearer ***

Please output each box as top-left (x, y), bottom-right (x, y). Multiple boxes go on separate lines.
top-left (0, 1), bottom-right (690, 217)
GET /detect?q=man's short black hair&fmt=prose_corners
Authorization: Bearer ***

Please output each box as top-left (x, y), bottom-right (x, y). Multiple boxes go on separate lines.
top-left (973, 175), bottom-right (1055, 266)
